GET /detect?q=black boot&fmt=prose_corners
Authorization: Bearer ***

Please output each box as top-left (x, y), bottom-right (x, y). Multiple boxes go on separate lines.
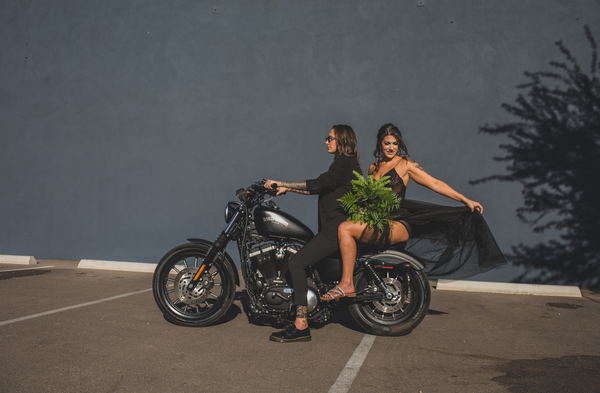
top-left (269, 324), bottom-right (311, 343)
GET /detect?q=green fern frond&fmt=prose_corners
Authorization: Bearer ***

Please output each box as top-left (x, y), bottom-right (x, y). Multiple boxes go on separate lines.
top-left (338, 171), bottom-right (402, 231)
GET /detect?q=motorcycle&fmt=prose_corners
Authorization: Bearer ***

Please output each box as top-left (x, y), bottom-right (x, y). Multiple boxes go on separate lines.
top-left (152, 181), bottom-right (431, 336)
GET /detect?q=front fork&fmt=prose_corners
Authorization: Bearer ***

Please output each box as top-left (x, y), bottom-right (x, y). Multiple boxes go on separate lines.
top-left (186, 207), bottom-right (242, 290)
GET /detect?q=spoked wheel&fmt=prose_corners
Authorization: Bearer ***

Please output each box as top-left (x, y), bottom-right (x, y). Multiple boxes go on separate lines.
top-left (349, 268), bottom-right (430, 336)
top-left (153, 243), bottom-right (236, 327)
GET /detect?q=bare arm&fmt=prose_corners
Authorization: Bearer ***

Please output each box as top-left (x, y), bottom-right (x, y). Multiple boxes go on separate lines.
top-left (283, 188), bottom-right (312, 195)
top-left (264, 180), bottom-right (313, 195)
top-left (407, 161), bottom-right (483, 213)
top-left (278, 181), bottom-right (308, 191)
top-left (368, 164), bottom-right (376, 176)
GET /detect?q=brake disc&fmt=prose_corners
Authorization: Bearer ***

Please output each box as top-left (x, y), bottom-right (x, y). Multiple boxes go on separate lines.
top-left (373, 277), bottom-right (405, 313)
top-left (174, 267), bottom-right (214, 305)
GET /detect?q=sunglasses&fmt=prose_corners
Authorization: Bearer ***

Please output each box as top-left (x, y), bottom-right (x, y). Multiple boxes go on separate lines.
top-left (325, 136), bottom-right (337, 143)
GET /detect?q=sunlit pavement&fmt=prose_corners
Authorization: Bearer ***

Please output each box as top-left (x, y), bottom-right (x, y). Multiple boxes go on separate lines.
top-left (1, 260), bottom-right (598, 393)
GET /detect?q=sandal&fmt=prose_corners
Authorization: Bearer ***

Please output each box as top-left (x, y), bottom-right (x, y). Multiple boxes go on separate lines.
top-left (320, 285), bottom-right (356, 301)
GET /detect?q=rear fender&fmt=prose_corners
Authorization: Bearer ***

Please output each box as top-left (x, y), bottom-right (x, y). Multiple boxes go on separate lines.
top-left (186, 238), bottom-right (240, 287)
top-left (361, 250), bottom-right (426, 272)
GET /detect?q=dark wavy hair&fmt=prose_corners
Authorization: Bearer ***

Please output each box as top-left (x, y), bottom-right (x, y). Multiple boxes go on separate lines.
top-left (373, 123), bottom-right (409, 171)
top-left (332, 124), bottom-right (362, 173)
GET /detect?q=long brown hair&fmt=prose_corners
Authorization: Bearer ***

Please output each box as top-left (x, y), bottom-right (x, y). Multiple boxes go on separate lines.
top-left (332, 124), bottom-right (362, 173)
top-left (373, 123), bottom-right (409, 171)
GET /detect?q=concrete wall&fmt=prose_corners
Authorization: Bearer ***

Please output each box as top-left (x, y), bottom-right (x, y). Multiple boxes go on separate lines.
top-left (1, 0), bottom-right (598, 280)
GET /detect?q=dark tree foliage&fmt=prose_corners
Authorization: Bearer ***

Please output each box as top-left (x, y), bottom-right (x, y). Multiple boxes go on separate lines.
top-left (471, 26), bottom-right (600, 287)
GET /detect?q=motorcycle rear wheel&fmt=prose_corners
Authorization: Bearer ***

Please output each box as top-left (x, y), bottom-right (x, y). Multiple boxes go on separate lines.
top-left (153, 243), bottom-right (236, 327)
top-left (349, 268), bottom-right (430, 336)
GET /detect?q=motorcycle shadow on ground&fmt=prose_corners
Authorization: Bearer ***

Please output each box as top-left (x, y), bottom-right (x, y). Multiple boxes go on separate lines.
top-left (235, 290), bottom-right (364, 332)
top-left (235, 290), bottom-right (446, 333)
top-left (427, 309), bottom-right (448, 315)
top-left (159, 293), bottom-right (245, 328)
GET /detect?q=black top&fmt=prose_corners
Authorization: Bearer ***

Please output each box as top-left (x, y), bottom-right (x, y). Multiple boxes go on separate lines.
top-left (383, 167), bottom-right (407, 199)
top-left (304, 155), bottom-right (362, 241)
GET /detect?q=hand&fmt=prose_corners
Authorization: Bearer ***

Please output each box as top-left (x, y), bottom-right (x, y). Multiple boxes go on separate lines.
top-left (275, 186), bottom-right (288, 196)
top-left (465, 200), bottom-right (483, 214)
top-left (264, 179), bottom-right (276, 190)
top-left (264, 180), bottom-right (287, 195)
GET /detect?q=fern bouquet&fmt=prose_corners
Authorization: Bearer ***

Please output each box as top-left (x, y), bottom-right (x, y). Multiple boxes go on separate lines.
top-left (338, 170), bottom-right (403, 232)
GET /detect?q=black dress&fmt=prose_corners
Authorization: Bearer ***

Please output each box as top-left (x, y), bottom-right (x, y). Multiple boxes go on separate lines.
top-left (364, 167), bottom-right (507, 279)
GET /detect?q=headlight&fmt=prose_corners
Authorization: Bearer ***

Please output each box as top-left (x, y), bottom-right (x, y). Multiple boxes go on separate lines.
top-left (224, 202), bottom-right (241, 223)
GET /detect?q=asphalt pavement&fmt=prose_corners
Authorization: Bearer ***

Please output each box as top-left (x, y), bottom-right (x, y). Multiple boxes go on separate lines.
top-left (1, 260), bottom-right (598, 393)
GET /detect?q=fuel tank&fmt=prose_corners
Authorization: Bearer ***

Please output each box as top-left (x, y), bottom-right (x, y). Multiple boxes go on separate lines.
top-left (254, 206), bottom-right (314, 240)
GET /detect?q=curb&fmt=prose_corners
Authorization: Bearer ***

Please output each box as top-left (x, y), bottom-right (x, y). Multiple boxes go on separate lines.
top-left (437, 279), bottom-right (582, 298)
top-left (0, 255), bottom-right (37, 265)
top-left (78, 259), bottom-right (156, 273)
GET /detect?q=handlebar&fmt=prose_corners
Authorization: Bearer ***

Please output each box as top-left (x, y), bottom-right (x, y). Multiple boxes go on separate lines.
top-left (238, 180), bottom-right (282, 204)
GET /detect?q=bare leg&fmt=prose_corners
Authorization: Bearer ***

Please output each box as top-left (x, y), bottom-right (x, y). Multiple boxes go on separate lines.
top-left (336, 220), bottom-right (369, 295)
top-left (337, 220), bottom-right (410, 295)
top-left (294, 305), bottom-right (308, 330)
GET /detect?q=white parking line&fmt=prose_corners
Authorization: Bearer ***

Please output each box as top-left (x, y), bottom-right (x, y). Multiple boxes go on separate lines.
top-left (328, 334), bottom-right (376, 393)
top-left (0, 266), bottom-right (55, 273)
top-left (0, 288), bottom-right (152, 327)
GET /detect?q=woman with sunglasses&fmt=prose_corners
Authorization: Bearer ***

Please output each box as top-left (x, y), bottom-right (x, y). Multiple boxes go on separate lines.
top-left (263, 124), bottom-right (362, 342)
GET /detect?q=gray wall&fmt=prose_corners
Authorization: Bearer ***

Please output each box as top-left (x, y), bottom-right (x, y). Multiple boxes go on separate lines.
top-left (2, 0), bottom-right (598, 280)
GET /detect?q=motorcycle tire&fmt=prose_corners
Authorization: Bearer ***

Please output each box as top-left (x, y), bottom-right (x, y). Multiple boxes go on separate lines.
top-left (153, 243), bottom-right (236, 327)
top-left (349, 268), bottom-right (430, 336)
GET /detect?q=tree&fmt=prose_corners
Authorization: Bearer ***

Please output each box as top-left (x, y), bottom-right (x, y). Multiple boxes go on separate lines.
top-left (471, 26), bottom-right (600, 287)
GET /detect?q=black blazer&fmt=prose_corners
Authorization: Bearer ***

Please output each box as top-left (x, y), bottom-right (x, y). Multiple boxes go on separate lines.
top-left (305, 155), bottom-right (362, 241)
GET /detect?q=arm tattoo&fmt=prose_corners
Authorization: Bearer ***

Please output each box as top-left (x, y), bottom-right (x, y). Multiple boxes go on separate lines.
top-left (296, 306), bottom-right (308, 318)
top-left (414, 164), bottom-right (425, 172)
top-left (281, 181), bottom-right (308, 191)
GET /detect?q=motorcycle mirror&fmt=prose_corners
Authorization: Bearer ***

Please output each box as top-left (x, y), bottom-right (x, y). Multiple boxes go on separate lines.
top-left (236, 188), bottom-right (246, 201)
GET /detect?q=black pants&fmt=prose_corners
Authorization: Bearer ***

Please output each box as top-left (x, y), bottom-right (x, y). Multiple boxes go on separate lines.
top-left (281, 232), bottom-right (339, 307)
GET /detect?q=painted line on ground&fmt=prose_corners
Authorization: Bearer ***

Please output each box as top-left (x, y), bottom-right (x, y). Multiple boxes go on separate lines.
top-left (328, 334), bottom-right (376, 393)
top-left (0, 288), bottom-right (152, 327)
top-left (437, 279), bottom-right (582, 297)
top-left (0, 266), bottom-right (55, 273)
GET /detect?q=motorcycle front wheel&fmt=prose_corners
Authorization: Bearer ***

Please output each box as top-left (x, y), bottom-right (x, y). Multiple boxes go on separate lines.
top-left (153, 243), bottom-right (236, 327)
top-left (349, 267), bottom-right (430, 336)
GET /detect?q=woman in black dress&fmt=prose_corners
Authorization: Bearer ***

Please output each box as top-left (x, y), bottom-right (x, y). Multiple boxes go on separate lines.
top-left (323, 123), bottom-right (505, 300)
top-left (263, 124), bottom-right (362, 342)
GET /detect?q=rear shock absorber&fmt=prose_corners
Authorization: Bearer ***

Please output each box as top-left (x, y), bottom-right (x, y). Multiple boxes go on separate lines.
top-left (363, 259), bottom-right (393, 299)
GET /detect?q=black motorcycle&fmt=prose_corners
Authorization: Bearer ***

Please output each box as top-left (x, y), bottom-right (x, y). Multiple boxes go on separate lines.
top-left (152, 181), bottom-right (430, 336)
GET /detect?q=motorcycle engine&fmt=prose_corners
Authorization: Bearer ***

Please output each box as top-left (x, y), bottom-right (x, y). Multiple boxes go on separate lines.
top-left (262, 284), bottom-right (294, 310)
top-left (248, 242), bottom-right (319, 313)
top-left (248, 243), bottom-right (280, 281)
top-left (260, 280), bottom-right (320, 312)
top-left (248, 242), bottom-right (297, 282)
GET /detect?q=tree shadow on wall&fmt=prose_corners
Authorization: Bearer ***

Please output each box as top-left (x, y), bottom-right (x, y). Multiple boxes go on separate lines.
top-left (470, 25), bottom-right (600, 288)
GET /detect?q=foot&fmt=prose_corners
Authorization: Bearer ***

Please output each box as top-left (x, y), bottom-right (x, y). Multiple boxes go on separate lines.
top-left (269, 324), bottom-right (311, 343)
top-left (320, 285), bottom-right (356, 301)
